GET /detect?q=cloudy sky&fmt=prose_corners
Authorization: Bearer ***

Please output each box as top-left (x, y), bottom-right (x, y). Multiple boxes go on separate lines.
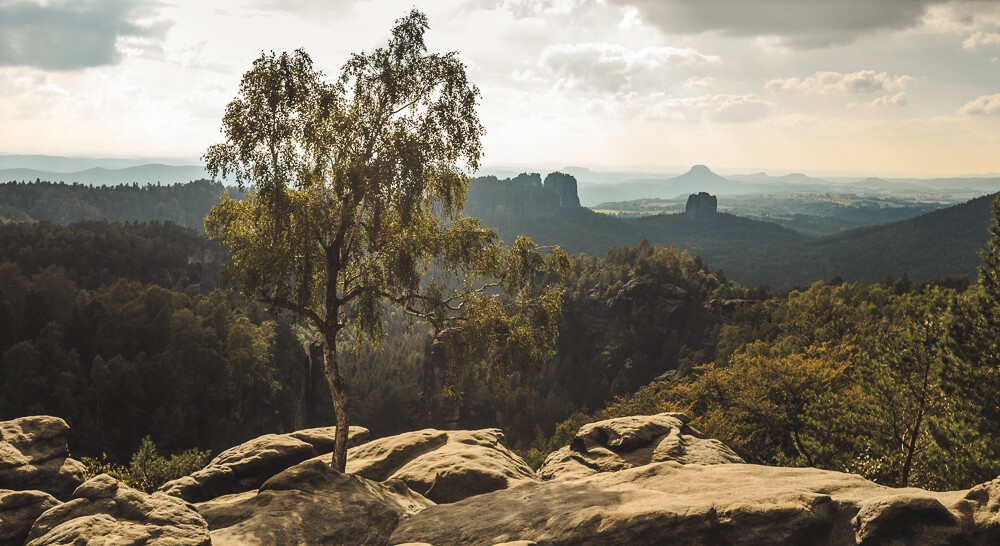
top-left (2, 0), bottom-right (1000, 176)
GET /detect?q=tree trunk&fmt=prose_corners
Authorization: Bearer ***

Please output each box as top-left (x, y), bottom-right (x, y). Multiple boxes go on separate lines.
top-left (323, 337), bottom-right (349, 472)
top-left (901, 409), bottom-right (924, 487)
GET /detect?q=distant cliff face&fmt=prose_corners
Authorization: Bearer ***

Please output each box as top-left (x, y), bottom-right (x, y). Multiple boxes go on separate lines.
top-left (685, 192), bottom-right (718, 219)
top-left (465, 171), bottom-right (581, 216)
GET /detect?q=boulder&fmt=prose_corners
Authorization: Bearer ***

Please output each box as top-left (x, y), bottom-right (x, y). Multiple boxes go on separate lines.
top-left (0, 489), bottom-right (59, 546)
top-left (346, 428), bottom-right (538, 503)
top-left (0, 416), bottom-right (85, 501)
top-left (538, 413), bottom-right (743, 480)
top-left (391, 461), bottom-right (987, 546)
top-left (197, 459), bottom-right (432, 546)
top-left (25, 474), bottom-right (210, 546)
top-left (159, 425), bottom-right (369, 503)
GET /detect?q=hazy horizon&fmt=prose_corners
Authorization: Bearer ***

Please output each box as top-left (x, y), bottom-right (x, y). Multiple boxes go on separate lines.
top-left (2, 1), bottom-right (1000, 176)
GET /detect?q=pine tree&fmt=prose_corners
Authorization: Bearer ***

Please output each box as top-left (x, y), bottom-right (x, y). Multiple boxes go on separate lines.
top-left (945, 195), bottom-right (1000, 482)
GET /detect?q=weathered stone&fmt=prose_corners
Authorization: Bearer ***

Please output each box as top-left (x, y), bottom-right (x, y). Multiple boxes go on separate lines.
top-left (198, 459), bottom-right (432, 546)
top-left (26, 474), bottom-right (210, 546)
top-left (0, 416), bottom-right (85, 501)
top-left (391, 461), bottom-right (980, 546)
top-left (347, 428), bottom-right (538, 504)
top-left (543, 172), bottom-right (581, 208)
top-left (346, 429), bottom-right (449, 482)
top-left (0, 489), bottom-right (59, 546)
top-left (686, 191), bottom-right (718, 218)
top-left (538, 413), bottom-right (743, 481)
top-left (853, 494), bottom-right (964, 546)
top-left (159, 425), bottom-right (369, 503)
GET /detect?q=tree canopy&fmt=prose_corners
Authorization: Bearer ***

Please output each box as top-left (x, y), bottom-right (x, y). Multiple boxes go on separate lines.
top-left (204, 10), bottom-right (565, 470)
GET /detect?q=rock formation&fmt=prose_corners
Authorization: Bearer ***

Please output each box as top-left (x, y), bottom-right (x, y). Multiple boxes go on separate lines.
top-left (8, 414), bottom-right (1000, 545)
top-left (197, 459), bottom-right (431, 546)
top-left (25, 474), bottom-right (210, 546)
top-left (0, 490), bottom-right (58, 546)
top-left (0, 416), bottom-right (85, 502)
top-left (543, 172), bottom-right (581, 208)
top-left (159, 425), bottom-right (370, 503)
top-left (346, 428), bottom-right (538, 503)
top-left (464, 172), bottom-right (582, 217)
top-left (685, 191), bottom-right (718, 218)
top-left (538, 413), bottom-right (744, 480)
top-left (392, 461), bottom-right (999, 545)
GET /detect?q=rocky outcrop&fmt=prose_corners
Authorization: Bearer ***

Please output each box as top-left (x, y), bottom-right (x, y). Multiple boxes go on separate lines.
top-left (543, 172), bottom-right (581, 208)
top-left (197, 459), bottom-right (432, 546)
top-left (686, 191), bottom-right (718, 218)
top-left (159, 425), bottom-right (369, 503)
top-left (391, 460), bottom-right (999, 546)
top-left (538, 413), bottom-right (744, 480)
top-left (0, 416), bottom-right (85, 501)
top-left (465, 172), bottom-right (581, 218)
top-left (11, 413), bottom-right (1000, 545)
top-left (25, 474), bottom-right (210, 546)
top-left (0, 489), bottom-right (59, 546)
top-left (346, 428), bottom-right (538, 503)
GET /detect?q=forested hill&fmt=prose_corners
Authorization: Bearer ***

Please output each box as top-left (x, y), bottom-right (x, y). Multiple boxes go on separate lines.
top-left (0, 220), bottom-right (224, 290)
top-left (464, 173), bottom-right (810, 259)
top-left (0, 179), bottom-right (233, 230)
top-left (3, 177), bottom-right (996, 290)
top-left (465, 173), bottom-right (999, 289)
top-left (713, 192), bottom-right (999, 288)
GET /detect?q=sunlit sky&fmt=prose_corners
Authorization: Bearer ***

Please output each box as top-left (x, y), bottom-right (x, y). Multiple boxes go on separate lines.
top-left (2, 0), bottom-right (1000, 176)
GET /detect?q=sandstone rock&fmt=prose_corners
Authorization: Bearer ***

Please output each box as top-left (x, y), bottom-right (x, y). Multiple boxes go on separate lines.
top-left (0, 489), bottom-right (59, 546)
top-left (964, 477), bottom-right (1000, 542)
top-left (159, 425), bottom-right (369, 503)
top-left (852, 493), bottom-right (963, 545)
top-left (0, 416), bottom-right (85, 501)
top-left (198, 459), bottom-right (432, 546)
top-left (347, 428), bottom-right (538, 504)
top-left (346, 429), bottom-right (449, 482)
top-left (25, 474), bottom-right (210, 546)
top-left (391, 461), bottom-right (984, 546)
top-left (543, 172), bottom-right (581, 208)
top-left (686, 191), bottom-right (718, 218)
top-left (537, 413), bottom-right (743, 480)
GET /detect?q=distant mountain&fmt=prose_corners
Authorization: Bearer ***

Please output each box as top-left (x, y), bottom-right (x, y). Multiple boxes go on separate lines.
top-left (0, 153), bottom-right (198, 172)
top-left (0, 164), bottom-right (213, 185)
top-left (729, 171), bottom-right (837, 189)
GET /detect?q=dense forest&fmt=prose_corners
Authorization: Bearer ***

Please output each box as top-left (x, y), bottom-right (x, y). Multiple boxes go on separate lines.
top-left (2, 180), bottom-right (1000, 494)
top-left (0, 179), bottom-right (234, 230)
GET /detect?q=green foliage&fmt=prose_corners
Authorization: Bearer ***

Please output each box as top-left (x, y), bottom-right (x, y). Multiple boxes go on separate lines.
top-left (0, 256), bottom-right (307, 460)
top-left (203, 11), bottom-right (564, 470)
top-left (0, 220), bottom-right (222, 289)
top-left (944, 195), bottom-right (1000, 482)
top-left (0, 179), bottom-right (233, 230)
top-left (540, 276), bottom-right (995, 490)
top-left (81, 436), bottom-right (210, 493)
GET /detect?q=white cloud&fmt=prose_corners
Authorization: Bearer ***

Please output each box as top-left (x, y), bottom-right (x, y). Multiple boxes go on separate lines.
top-left (684, 76), bottom-right (715, 88)
top-left (607, 0), bottom-right (945, 49)
top-left (959, 93), bottom-right (1000, 115)
top-left (538, 42), bottom-right (720, 93)
top-left (587, 91), bottom-right (775, 123)
top-left (848, 92), bottom-right (908, 108)
top-left (963, 31), bottom-right (1000, 49)
top-left (483, 0), bottom-right (590, 18)
top-left (0, 0), bottom-right (168, 70)
top-left (918, 1), bottom-right (1000, 35)
top-left (765, 70), bottom-right (913, 95)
